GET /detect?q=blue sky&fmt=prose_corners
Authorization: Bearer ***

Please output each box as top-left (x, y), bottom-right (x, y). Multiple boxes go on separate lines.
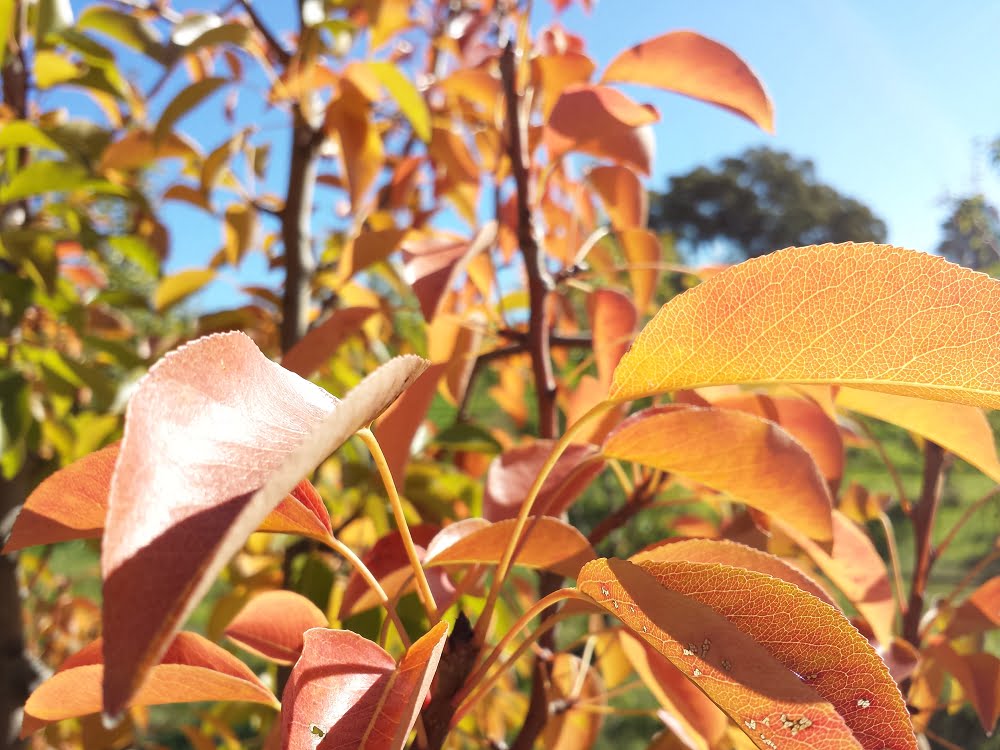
top-left (65, 1), bottom-right (1000, 303)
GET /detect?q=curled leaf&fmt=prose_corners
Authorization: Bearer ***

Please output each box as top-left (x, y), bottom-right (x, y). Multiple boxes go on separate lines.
top-left (100, 332), bottom-right (426, 718)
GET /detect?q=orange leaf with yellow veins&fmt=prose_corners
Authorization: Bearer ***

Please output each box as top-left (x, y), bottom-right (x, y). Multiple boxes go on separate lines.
top-left (21, 632), bottom-right (277, 738)
top-left (577, 558), bottom-right (867, 750)
top-left (282, 624), bottom-right (448, 750)
top-left (602, 31), bottom-right (774, 133)
top-left (836, 387), bottom-right (1000, 482)
top-left (611, 243), bottom-right (1000, 408)
top-left (224, 591), bottom-right (327, 665)
top-left (603, 405), bottom-right (833, 541)
top-left (631, 538), bottom-right (837, 608)
top-left (776, 510), bottom-right (895, 646)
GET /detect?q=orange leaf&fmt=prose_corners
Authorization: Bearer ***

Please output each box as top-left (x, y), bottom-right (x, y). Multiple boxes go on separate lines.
top-left (483, 441), bottom-right (604, 522)
top-left (602, 31), bottom-right (774, 133)
top-left (619, 228), bottom-right (662, 315)
top-left (281, 307), bottom-right (376, 379)
top-left (225, 590), bottom-right (327, 665)
top-left (336, 229), bottom-right (410, 285)
top-left (588, 165), bottom-right (647, 230)
top-left (581, 557), bottom-right (916, 749)
top-left (603, 405), bottom-right (833, 541)
top-left (425, 516), bottom-right (596, 579)
top-left (925, 642), bottom-right (999, 734)
top-left (947, 576), bottom-right (1000, 638)
top-left (631, 538), bottom-right (837, 608)
top-left (589, 288), bottom-right (638, 392)
top-left (619, 630), bottom-right (729, 749)
top-left (339, 525), bottom-right (439, 618)
top-left (711, 392), bottom-right (844, 486)
top-left (402, 225), bottom-right (494, 321)
top-left (281, 624), bottom-right (448, 750)
top-left (533, 51), bottom-right (596, 119)
top-left (100, 332), bottom-right (426, 718)
top-left (100, 129), bottom-right (199, 172)
top-left (611, 243), bottom-right (1000, 408)
top-left (21, 632), bottom-right (277, 738)
top-left (836, 387), bottom-right (1000, 482)
top-left (577, 558), bottom-right (867, 749)
top-left (4, 449), bottom-right (334, 550)
top-left (545, 85), bottom-right (657, 175)
top-left (775, 510), bottom-right (895, 647)
top-left (543, 653), bottom-right (605, 749)
top-left (2, 442), bottom-right (118, 552)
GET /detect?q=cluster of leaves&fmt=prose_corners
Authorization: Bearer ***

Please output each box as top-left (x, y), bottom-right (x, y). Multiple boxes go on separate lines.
top-left (2, 1), bottom-right (998, 750)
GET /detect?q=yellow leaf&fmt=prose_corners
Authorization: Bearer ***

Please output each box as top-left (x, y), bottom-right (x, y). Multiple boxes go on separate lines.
top-left (837, 387), bottom-right (1000, 482)
top-left (153, 268), bottom-right (216, 311)
top-left (366, 61), bottom-right (430, 142)
top-left (612, 243), bottom-right (1000, 409)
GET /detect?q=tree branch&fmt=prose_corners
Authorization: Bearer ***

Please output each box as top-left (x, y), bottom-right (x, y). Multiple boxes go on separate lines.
top-left (238, 0), bottom-right (291, 65)
top-left (902, 441), bottom-right (946, 647)
top-left (500, 39), bottom-right (556, 439)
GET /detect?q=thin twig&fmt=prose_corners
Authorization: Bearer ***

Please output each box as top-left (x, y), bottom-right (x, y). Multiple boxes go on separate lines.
top-left (237, 0), bottom-right (291, 64)
top-left (934, 484), bottom-right (1000, 561)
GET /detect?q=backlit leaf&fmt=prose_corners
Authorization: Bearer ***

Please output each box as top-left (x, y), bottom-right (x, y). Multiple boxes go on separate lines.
top-left (947, 576), bottom-right (1000, 638)
top-left (222, 203), bottom-right (256, 265)
top-left (154, 77), bottom-right (228, 143)
top-left (603, 405), bottom-right (833, 540)
top-left (100, 332), bottom-right (426, 717)
top-left (836, 387), bottom-right (1000, 482)
top-left (424, 516), bottom-right (596, 578)
top-left (588, 165), bottom-right (647, 230)
top-left (619, 228), bottom-right (662, 315)
top-left (225, 591), bottom-right (327, 665)
top-left (367, 61), bottom-right (430, 142)
top-left (925, 643), bottom-right (999, 734)
top-left (77, 6), bottom-right (169, 64)
top-left (579, 557), bottom-right (917, 749)
top-left (631, 538), bottom-right (836, 608)
top-left (0, 160), bottom-right (87, 202)
top-left (590, 288), bottom-right (638, 393)
top-left (281, 624), bottom-right (448, 750)
top-left (2, 442), bottom-right (117, 552)
top-left (602, 31), bottom-right (774, 133)
top-left (710, 392), bottom-right (844, 486)
top-left (545, 85), bottom-right (657, 175)
top-left (153, 268), bottom-right (216, 311)
top-left (336, 228), bottom-right (409, 284)
top-left (611, 243), bottom-right (1000, 408)
top-left (775, 510), bottom-right (895, 646)
top-left (21, 632), bottom-right (277, 737)
top-left (374, 363), bottom-right (448, 485)
top-left (281, 307), bottom-right (376, 379)
top-left (578, 559), bottom-right (863, 749)
top-left (101, 130), bottom-right (199, 171)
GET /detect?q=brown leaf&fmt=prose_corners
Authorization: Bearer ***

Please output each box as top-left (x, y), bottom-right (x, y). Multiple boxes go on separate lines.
top-left (100, 332), bottom-right (427, 717)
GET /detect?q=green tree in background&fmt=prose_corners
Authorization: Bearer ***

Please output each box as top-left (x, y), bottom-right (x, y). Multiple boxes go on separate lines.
top-left (936, 194), bottom-right (1000, 270)
top-left (650, 146), bottom-right (887, 260)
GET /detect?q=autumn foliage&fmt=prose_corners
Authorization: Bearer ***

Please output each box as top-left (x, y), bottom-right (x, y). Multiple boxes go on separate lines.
top-left (2, 1), bottom-right (998, 749)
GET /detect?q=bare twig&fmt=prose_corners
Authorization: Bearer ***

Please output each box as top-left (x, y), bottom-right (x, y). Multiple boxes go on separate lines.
top-left (237, 0), bottom-right (291, 65)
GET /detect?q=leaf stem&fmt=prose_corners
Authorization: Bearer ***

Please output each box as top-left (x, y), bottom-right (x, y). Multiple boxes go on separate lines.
top-left (857, 418), bottom-right (912, 514)
top-left (876, 511), bottom-right (908, 616)
top-left (357, 428), bottom-right (438, 617)
top-left (473, 399), bottom-right (615, 643)
top-left (934, 483), bottom-right (1000, 561)
top-left (322, 533), bottom-right (411, 649)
